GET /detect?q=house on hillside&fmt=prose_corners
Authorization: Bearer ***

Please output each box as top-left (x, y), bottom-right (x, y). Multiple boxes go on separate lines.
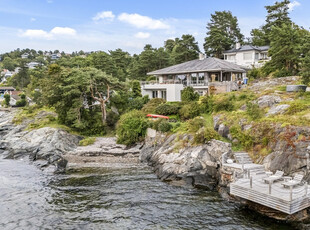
top-left (223, 43), bottom-right (270, 69)
top-left (0, 86), bottom-right (15, 94)
top-left (142, 55), bottom-right (246, 102)
top-left (21, 53), bottom-right (29, 59)
top-left (27, 62), bottom-right (40, 69)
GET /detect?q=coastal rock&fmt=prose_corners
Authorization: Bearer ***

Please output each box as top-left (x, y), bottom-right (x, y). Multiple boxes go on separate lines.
top-left (256, 95), bottom-right (282, 108)
top-left (267, 104), bottom-right (290, 116)
top-left (218, 124), bottom-right (229, 138)
top-left (141, 133), bottom-right (231, 189)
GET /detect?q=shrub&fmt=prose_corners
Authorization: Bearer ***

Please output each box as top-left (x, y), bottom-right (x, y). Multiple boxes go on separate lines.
top-left (158, 120), bottom-right (172, 132)
top-left (155, 103), bottom-right (179, 115)
top-left (131, 80), bottom-right (142, 97)
top-left (79, 137), bottom-right (96, 146)
top-left (142, 98), bottom-right (165, 114)
top-left (4, 94), bottom-right (10, 106)
top-left (285, 102), bottom-right (308, 115)
top-left (200, 95), bottom-right (214, 113)
top-left (106, 111), bottom-right (120, 127)
top-left (246, 102), bottom-right (263, 120)
top-left (16, 99), bottom-right (27, 107)
top-left (128, 97), bottom-right (145, 111)
top-left (194, 127), bottom-right (220, 144)
top-left (213, 97), bottom-right (234, 112)
top-left (187, 117), bottom-right (205, 133)
top-left (116, 110), bottom-right (148, 146)
top-left (179, 102), bottom-right (200, 120)
top-left (272, 68), bottom-right (292, 78)
top-left (229, 126), bottom-right (253, 150)
top-left (181, 87), bottom-right (199, 102)
top-left (248, 67), bottom-right (264, 79)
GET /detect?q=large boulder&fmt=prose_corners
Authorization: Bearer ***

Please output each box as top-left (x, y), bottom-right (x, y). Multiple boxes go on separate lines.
top-left (267, 104), bottom-right (290, 116)
top-left (141, 133), bottom-right (231, 189)
top-left (256, 95), bottom-right (282, 108)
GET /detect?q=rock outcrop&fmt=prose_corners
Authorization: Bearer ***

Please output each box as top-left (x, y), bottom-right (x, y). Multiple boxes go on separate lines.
top-left (140, 131), bottom-right (231, 189)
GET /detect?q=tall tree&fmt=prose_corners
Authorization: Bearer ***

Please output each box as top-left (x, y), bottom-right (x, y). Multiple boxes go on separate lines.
top-left (171, 34), bottom-right (200, 64)
top-left (204, 11), bottom-right (244, 58)
top-left (251, 0), bottom-right (292, 46)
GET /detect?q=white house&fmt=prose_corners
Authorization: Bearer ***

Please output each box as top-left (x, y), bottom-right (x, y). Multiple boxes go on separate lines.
top-left (142, 56), bottom-right (246, 102)
top-left (21, 53), bottom-right (29, 59)
top-left (223, 43), bottom-right (270, 69)
top-left (27, 62), bottom-right (40, 69)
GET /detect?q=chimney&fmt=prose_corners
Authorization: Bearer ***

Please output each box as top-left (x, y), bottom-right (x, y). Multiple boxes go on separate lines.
top-left (235, 42), bottom-right (241, 49)
top-left (199, 53), bottom-right (205, 60)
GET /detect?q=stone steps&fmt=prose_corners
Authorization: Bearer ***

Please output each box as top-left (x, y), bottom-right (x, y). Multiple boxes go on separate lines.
top-left (233, 152), bottom-right (253, 164)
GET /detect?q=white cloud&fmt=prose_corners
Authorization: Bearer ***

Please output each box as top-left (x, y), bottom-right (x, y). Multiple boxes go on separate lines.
top-left (50, 27), bottom-right (76, 36)
top-left (288, 1), bottom-right (301, 12)
top-left (118, 13), bottom-right (170, 30)
top-left (93, 11), bottom-right (115, 21)
top-left (30, 17), bottom-right (36, 22)
top-left (21, 27), bottom-right (76, 39)
top-left (134, 32), bottom-right (150, 39)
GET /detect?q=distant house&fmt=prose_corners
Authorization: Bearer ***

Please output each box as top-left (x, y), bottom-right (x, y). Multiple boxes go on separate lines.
top-left (223, 43), bottom-right (270, 69)
top-left (142, 55), bottom-right (246, 102)
top-left (51, 53), bottom-right (61, 60)
top-left (21, 53), bottom-right (29, 59)
top-left (0, 86), bottom-right (15, 94)
top-left (27, 62), bottom-right (40, 69)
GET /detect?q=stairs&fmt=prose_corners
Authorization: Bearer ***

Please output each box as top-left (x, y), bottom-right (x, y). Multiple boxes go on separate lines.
top-left (233, 152), bottom-right (253, 164)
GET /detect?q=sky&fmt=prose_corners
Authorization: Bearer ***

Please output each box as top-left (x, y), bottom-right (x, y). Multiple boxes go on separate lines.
top-left (0, 0), bottom-right (309, 55)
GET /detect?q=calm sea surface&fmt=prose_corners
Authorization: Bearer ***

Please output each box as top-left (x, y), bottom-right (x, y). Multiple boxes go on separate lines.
top-left (0, 157), bottom-right (295, 229)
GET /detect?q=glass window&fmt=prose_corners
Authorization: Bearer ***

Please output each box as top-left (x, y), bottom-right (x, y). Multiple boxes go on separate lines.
top-left (255, 53), bottom-right (259, 60)
top-left (152, 91), bottom-right (158, 98)
top-left (191, 73), bottom-right (197, 84)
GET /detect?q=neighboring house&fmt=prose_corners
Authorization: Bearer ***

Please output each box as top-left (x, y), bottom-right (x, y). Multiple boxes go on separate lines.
top-left (27, 62), bottom-right (40, 69)
top-left (21, 53), bottom-right (29, 59)
top-left (51, 53), bottom-right (61, 60)
top-left (0, 86), bottom-right (15, 94)
top-left (223, 43), bottom-right (270, 69)
top-left (142, 55), bottom-right (246, 102)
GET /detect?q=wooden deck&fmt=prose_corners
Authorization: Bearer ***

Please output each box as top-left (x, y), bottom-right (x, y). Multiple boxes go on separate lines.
top-left (231, 178), bottom-right (310, 214)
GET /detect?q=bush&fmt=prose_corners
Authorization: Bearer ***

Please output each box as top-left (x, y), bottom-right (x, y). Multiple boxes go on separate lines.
top-left (194, 127), bottom-right (220, 144)
top-left (116, 110), bottom-right (148, 146)
top-left (15, 99), bottom-right (27, 107)
top-left (158, 120), bottom-right (172, 132)
top-left (200, 95), bottom-right (214, 113)
top-left (4, 94), bottom-right (10, 106)
top-left (229, 126), bottom-right (253, 150)
top-left (272, 69), bottom-right (293, 78)
top-left (106, 111), bottom-right (120, 127)
top-left (128, 97), bottom-right (145, 110)
top-left (285, 102), bottom-right (308, 115)
top-left (155, 103), bottom-right (179, 115)
top-left (246, 102), bottom-right (263, 120)
top-left (213, 97), bottom-right (234, 112)
top-left (79, 137), bottom-right (96, 146)
top-left (187, 117), bottom-right (205, 133)
top-left (142, 98), bottom-right (165, 114)
top-left (179, 102), bottom-right (200, 120)
top-left (181, 87), bottom-right (199, 102)
top-left (248, 67), bottom-right (264, 79)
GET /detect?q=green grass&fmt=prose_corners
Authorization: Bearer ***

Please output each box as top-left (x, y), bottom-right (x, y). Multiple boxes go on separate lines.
top-left (79, 137), bottom-right (96, 146)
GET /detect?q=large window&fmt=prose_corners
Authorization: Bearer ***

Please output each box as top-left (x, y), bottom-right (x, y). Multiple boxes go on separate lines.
top-left (198, 73), bottom-right (205, 84)
top-left (227, 55), bottom-right (236, 60)
top-left (243, 53), bottom-right (252, 60)
top-left (255, 53), bottom-right (259, 60)
top-left (191, 73), bottom-right (197, 85)
top-left (161, 91), bottom-right (167, 100)
top-left (152, 90), bottom-right (158, 98)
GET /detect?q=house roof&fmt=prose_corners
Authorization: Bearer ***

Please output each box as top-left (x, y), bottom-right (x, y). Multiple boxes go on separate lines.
top-left (10, 91), bottom-right (23, 96)
top-left (0, 87), bottom-right (15, 90)
top-left (223, 45), bottom-right (269, 54)
top-left (147, 57), bottom-right (246, 75)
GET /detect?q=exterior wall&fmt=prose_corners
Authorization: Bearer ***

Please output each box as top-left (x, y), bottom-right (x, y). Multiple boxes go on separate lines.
top-left (224, 50), bottom-right (270, 68)
top-left (141, 83), bottom-right (184, 102)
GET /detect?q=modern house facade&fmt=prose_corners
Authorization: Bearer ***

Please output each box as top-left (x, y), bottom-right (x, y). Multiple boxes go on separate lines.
top-left (223, 43), bottom-right (270, 69)
top-left (142, 56), bottom-right (246, 102)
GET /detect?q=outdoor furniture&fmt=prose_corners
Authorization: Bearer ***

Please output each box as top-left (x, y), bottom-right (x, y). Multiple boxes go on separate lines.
top-left (283, 176), bottom-right (292, 182)
top-left (263, 170), bottom-right (284, 184)
top-left (282, 174), bottom-right (304, 188)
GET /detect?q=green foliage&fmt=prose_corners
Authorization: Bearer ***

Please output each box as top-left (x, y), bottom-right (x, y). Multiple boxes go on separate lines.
top-left (116, 110), bottom-right (148, 145)
top-left (106, 111), bottom-right (120, 128)
top-left (204, 11), bottom-right (244, 58)
top-left (199, 95), bottom-right (214, 113)
top-left (158, 120), bottom-right (172, 133)
top-left (142, 98), bottom-right (165, 114)
top-left (194, 127), bottom-right (220, 144)
top-left (4, 94), bottom-right (10, 106)
top-left (155, 103), bottom-right (180, 115)
top-left (246, 102), bottom-right (263, 120)
top-left (187, 117), bottom-right (205, 133)
top-left (181, 86), bottom-right (199, 102)
top-left (285, 101), bottom-right (308, 115)
top-left (79, 137), bottom-right (96, 146)
top-left (179, 102), bottom-right (201, 120)
top-left (229, 126), bottom-right (253, 150)
top-left (131, 80), bottom-right (142, 97)
top-left (248, 67), bottom-right (264, 79)
top-left (213, 97), bottom-right (234, 112)
top-left (128, 97), bottom-right (146, 111)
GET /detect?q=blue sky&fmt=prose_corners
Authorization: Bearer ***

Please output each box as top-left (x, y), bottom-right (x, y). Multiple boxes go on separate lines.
top-left (0, 0), bottom-right (308, 54)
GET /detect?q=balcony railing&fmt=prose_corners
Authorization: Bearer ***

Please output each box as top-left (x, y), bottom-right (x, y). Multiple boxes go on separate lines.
top-left (141, 80), bottom-right (208, 86)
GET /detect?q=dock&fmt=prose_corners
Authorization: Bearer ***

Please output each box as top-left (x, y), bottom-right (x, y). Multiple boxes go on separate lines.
top-left (223, 151), bottom-right (310, 215)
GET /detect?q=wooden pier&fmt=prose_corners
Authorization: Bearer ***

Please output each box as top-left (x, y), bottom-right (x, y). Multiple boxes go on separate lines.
top-left (230, 177), bottom-right (310, 214)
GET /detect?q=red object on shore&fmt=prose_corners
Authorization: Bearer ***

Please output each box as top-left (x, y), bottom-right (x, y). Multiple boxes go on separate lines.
top-left (146, 114), bottom-right (169, 119)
